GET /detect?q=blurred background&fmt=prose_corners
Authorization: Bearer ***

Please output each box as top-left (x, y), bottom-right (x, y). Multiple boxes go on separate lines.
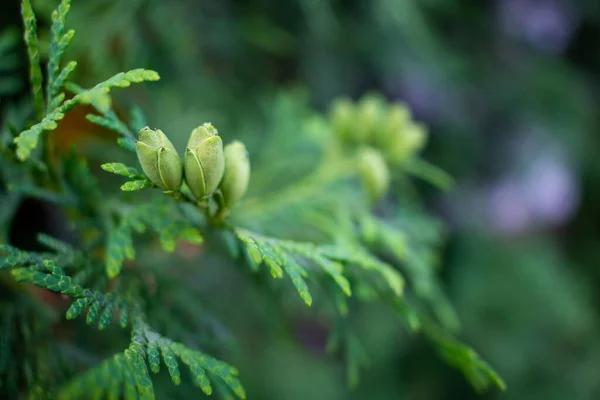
top-left (2, 0), bottom-right (600, 399)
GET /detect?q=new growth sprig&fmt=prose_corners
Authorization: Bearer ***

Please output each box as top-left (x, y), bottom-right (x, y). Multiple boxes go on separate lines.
top-left (13, 0), bottom-right (160, 163)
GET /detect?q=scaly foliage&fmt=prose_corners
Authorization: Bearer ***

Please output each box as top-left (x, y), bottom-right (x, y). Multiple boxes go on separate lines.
top-left (14, 68), bottom-right (159, 160)
top-left (422, 322), bottom-right (507, 393)
top-left (65, 81), bottom-right (141, 151)
top-left (4, 245), bottom-right (244, 398)
top-left (235, 228), bottom-right (406, 307)
top-left (105, 198), bottom-right (203, 278)
top-left (21, 0), bottom-right (44, 119)
top-left (0, 0), bottom-right (506, 398)
top-left (46, 0), bottom-right (74, 112)
top-left (59, 316), bottom-right (246, 400)
top-left (101, 162), bottom-right (154, 190)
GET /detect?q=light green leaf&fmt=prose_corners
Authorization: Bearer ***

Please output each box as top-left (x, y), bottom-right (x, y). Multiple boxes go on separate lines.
top-left (121, 179), bottom-right (153, 191)
top-left (101, 163), bottom-right (141, 178)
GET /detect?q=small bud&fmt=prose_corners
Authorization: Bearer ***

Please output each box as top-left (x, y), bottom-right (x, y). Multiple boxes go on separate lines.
top-left (330, 98), bottom-right (355, 144)
top-left (376, 103), bottom-right (410, 148)
top-left (357, 147), bottom-right (390, 202)
top-left (387, 122), bottom-right (427, 163)
top-left (219, 141), bottom-right (250, 208)
top-left (356, 94), bottom-right (385, 144)
top-left (135, 127), bottom-right (182, 191)
top-left (184, 123), bottom-right (225, 199)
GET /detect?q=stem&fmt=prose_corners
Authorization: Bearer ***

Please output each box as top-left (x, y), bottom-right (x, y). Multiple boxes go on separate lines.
top-left (210, 207), bottom-right (229, 227)
top-left (207, 190), bottom-right (229, 226)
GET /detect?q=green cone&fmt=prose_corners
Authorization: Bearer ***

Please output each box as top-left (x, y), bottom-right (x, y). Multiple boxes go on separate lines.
top-left (387, 122), bottom-right (427, 163)
top-left (330, 98), bottom-right (355, 144)
top-left (376, 103), bottom-right (411, 149)
top-left (356, 93), bottom-right (385, 144)
top-left (220, 141), bottom-right (250, 208)
top-left (357, 146), bottom-right (390, 202)
top-left (184, 123), bottom-right (225, 199)
top-left (135, 127), bottom-right (182, 192)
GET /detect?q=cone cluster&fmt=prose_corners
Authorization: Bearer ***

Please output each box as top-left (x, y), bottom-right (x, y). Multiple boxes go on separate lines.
top-left (329, 93), bottom-right (427, 163)
top-left (329, 94), bottom-right (428, 202)
top-left (135, 124), bottom-right (250, 210)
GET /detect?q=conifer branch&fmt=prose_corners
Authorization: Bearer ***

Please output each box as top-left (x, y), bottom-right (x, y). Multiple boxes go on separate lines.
top-left (1, 1), bottom-right (508, 395)
top-left (20, 0), bottom-right (44, 120)
top-left (59, 313), bottom-right (246, 399)
top-left (106, 199), bottom-right (203, 278)
top-left (47, 0), bottom-right (74, 113)
top-left (14, 69), bottom-right (160, 161)
top-left (421, 320), bottom-right (507, 392)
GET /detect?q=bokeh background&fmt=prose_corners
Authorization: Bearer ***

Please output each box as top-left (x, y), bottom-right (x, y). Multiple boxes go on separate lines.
top-left (2, 0), bottom-right (600, 399)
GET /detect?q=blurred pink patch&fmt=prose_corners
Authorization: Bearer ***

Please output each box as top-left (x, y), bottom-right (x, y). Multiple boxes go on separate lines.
top-left (489, 178), bottom-right (532, 234)
top-left (487, 140), bottom-right (579, 235)
top-left (443, 128), bottom-right (579, 236)
top-left (522, 153), bottom-right (579, 224)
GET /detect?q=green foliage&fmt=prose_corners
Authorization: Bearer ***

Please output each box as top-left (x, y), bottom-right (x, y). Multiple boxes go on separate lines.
top-left (47, 0), bottom-right (74, 112)
top-left (101, 162), bottom-right (154, 191)
top-left (13, 0), bottom-right (158, 160)
top-left (11, 260), bottom-right (82, 297)
top-left (360, 211), bottom-right (459, 331)
top-left (403, 157), bottom-right (454, 191)
top-left (106, 198), bottom-right (203, 278)
top-left (59, 317), bottom-right (246, 400)
top-left (21, 0), bottom-right (44, 119)
top-left (0, 0), bottom-right (509, 398)
top-left (78, 87), bottom-right (148, 152)
top-left (59, 350), bottom-right (155, 400)
top-left (15, 68), bottom-right (159, 160)
top-left (235, 228), bottom-right (406, 306)
top-left (1, 236), bottom-right (80, 272)
top-left (101, 162), bottom-right (143, 179)
top-left (235, 229), bottom-right (404, 306)
top-left (86, 113), bottom-right (137, 152)
top-left (12, 261), bottom-right (109, 320)
top-left (236, 228), bottom-right (322, 306)
top-left (3, 244), bottom-right (244, 398)
top-left (423, 323), bottom-right (507, 393)
top-left (2, 233), bottom-right (238, 399)
top-left (121, 179), bottom-right (154, 191)
top-left (326, 327), bottom-right (370, 389)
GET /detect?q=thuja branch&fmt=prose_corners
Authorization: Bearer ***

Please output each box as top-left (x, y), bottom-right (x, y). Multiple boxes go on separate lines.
top-left (14, 69), bottom-right (160, 161)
